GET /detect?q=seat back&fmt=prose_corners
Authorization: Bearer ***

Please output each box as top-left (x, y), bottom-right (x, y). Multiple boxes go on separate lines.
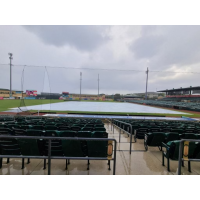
top-left (165, 132), bottom-right (180, 143)
top-left (27, 129), bottom-right (43, 136)
top-left (17, 138), bottom-right (41, 156)
top-left (146, 132), bottom-right (165, 146)
top-left (59, 126), bottom-right (71, 131)
top-left (167, 140), bottom-right (196, 160)
top-left (81, 127), bottom-right (93, 131)
top-left (0, 138), bottom-right (21, 155)
top-left (0, 128), bottom-right (13, 135)
top-left (59, 130), bottom-right (76, 137)
top-left (14, 129), bottom-right (27, 136)
top-left (94, 127), bottom-right (106, 132)
top-left (87, 131), bottom-right (108, 157)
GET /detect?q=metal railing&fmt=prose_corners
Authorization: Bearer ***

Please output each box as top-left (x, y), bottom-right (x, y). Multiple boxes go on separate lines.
top-left (0, 135), bottom-right (117, 175)
top-left (178, 139), bottom-right (200, 175)
top-left (109, 119), bottom-right (134, 154)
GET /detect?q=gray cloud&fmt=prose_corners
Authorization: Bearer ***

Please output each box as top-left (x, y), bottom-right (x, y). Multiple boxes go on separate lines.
top-left (1, 25), bottom-right (200, 95)
top-left (130, 34), bottom-right (165, 58)
top-left (130, 26), bottom-right (200, 69)
top-left (23, 25), bottom-right (109, 51)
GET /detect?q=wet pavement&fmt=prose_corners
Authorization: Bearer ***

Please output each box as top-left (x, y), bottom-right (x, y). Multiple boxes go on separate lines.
top-left (0, 123), bottom-right (199, 175)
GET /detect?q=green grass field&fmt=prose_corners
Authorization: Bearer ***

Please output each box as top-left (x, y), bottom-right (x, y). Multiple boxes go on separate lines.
top-left (0, 99), bottom-right (64, 112)
top-left (0, 99), bottom-right (200, 118)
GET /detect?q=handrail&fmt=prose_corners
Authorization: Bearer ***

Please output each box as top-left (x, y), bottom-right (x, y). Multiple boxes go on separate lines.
top-left (112, 119), bottom-right (133, 154)
top-left (0, 135), bottom-right (117, 175)
top-left (178, 139), bottom-right (200, 175)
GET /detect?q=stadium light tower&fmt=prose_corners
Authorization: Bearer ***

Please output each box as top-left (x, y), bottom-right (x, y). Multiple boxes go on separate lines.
top-left (145, 67), bottom-right (149, 100)
top-left (80, 72), bottom-right (82, 100)
top-left (98, 74), bottom-right (99, 98)
top-left (8, 53), bottom-right (13, 98)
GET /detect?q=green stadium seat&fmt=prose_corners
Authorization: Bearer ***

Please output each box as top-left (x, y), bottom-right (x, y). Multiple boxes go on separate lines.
top-left (0, 138), bottom-right (21, 169)
top-left (162, 140), bottom-right (196, 172)
top-left (44, 125), bottom-right (57, 131)
top-left (58, 126), bottom-right (71, 131)
top-left (144, 132), bottom-right (166, 151)
top-left (164, 132), bottom-right (180, 143)
top-left (30, 125), bottom-right (44, 130)
top-left (58, 130), bottom-right (76, 137)
top-left (81, 127), bottom-right (93, 131)
top-left (13, 129), bottom-right (27, 136)
top-left (88, 131), bottom-right (108, 157)
top-left (94, 127), bottom-right (106, 132)
top-left (27, 129), bottom-right (43, 136)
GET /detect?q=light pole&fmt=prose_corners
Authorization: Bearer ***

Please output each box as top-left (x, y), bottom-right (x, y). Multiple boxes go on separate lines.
top-left (145, 67), bottom-right (149, 100)
top-left (98, 74), bottom-right (99, 99)
top-left (8, 53), bottom-right (13, 98)
top-left (80, 72), bottom-right (82, 100)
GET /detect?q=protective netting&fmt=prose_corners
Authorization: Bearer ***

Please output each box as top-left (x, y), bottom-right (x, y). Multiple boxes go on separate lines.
top-left (0, 64), bottom-right (200, 115)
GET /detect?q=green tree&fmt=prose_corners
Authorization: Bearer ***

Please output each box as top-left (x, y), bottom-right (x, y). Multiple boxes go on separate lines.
top-left (114, 93), bottom-right (121, 101)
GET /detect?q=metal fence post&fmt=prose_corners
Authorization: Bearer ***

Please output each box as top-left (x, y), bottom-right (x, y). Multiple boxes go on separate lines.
top-left (130, 125), bottom-right (132, 154)
top-left (178, 140), bottom-right (183, 175)
top-left (113, 140), bottom-right (117, 175)
top-left (48, 139), bottom-right (51, 175)
top-left (119, 129), bottom-right (121, 143)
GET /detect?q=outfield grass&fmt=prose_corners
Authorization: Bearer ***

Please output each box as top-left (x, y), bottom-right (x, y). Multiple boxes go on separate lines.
top-left (0, 99), bottom-right (64, 112)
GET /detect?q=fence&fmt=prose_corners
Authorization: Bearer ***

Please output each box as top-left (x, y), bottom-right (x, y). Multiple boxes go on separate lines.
top-left (107, 119), bottom-right (134, 154)
top-left (178, 139), bottom-right (200, 175)
top-left (0, 135), bottom-right (117, 175)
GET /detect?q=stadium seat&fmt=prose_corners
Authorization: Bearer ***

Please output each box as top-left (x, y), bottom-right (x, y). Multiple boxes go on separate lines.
top-left (87, 131), bottom-right (108, 169)
top-left (59, 126), bottom-right (71, 131)
top-left (58, 130), bottom-right (76, 137)
top-left (71, 126), bottom-right (81, 131)
top-left (0, 138), bottom-right (21, 169)
top-left (81, 127), bottom-right (93, 131)
top-left (44, 125), bottom-right (57, 131)
top-left (162, 140), bottom-right (196, 172)
top-left (13, 129), bottom-right (27, 136)
top-left (164, 132), bottom-right (180, 143)
top-left (144, 132), bottom-right (166, 151)
top-left (94, 127), bottom-right (106, 132)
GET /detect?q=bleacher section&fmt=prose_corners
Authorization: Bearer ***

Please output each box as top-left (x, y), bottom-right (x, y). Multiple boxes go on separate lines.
top-left (113, 119), bottom-right (200, 172)
top-left (128, 100), bottom-right (200, 112)
top-left (0, 115), bottom-right (116, 174)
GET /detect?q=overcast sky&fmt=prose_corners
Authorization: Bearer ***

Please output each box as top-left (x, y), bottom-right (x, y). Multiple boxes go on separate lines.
top-left (1, 25), bottom-right (200, 95)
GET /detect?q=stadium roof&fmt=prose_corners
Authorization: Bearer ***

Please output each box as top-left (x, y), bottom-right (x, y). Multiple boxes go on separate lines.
top-left (158, 86), bottom-right (200, 92)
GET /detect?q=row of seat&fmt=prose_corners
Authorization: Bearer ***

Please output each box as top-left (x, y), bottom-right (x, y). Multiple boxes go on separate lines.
top-left (127, 99), bottom-right (200, 112)
top-left (113, 119), bottom-right (200, 172)
top-left (144, 132), bottom-right (200, 151)
top-left (114, 120), bottom-right (200, 139)
top-left (162, 140), bottom-right (200, 172)
top-left (0, 116), bottom-right (113, 171)
top-left (0, 130), bottom-right (110, 170)
top-left (0, 125), bottom-right (106, 132)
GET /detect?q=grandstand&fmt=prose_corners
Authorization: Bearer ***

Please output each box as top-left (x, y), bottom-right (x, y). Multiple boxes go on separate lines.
top-left (158, 86), bottom-right (200, 102)
top-left (0, 114), bottom-right (200, 175)
top-left (123, 86), bottom-right (200, 112)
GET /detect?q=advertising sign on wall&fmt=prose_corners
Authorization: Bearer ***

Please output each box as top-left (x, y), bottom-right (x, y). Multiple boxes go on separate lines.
top-left (26, 90), bottom-right (37, 96)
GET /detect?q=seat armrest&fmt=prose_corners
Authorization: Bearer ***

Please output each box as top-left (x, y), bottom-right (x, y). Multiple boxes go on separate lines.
top-left (162, 142), bottom-right (169, 149)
